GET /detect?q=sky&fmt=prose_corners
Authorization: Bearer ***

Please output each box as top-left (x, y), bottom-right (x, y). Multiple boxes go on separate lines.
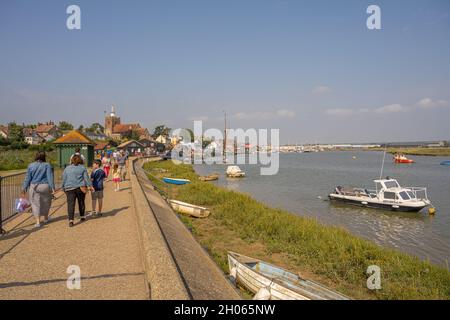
top-left (0, 0), bottom-right (449, 144)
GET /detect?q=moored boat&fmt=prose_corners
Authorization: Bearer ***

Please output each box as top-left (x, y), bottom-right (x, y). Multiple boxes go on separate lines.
top-left (162, 177), bottom-right (191, 185)
top-left (169, 199), bottom-right (210, 218)
top-left (199, 173), bottom-right (219, 181)
top-left (440, 160), bottom-right (450, 166)
top-left (228, 252), bottom-right (350, 300)
top-left (393, 154), bottom-right (415, 163)
top-left (329, 178), bottom-right (432, 212)
top-left (226, 166), bottom-right (246, 178)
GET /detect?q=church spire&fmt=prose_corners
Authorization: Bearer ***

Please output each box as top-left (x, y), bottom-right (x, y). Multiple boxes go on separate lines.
top-left (111, 105), bottom-right (116, 117)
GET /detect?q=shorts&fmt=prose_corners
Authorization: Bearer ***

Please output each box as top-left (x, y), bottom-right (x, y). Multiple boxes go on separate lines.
top-left (91, 190), bottom-right (104, 200)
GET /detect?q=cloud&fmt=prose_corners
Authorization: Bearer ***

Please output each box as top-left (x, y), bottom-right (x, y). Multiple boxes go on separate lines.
top-left (417, 98), bottom-right (450, 109)
top-left (233, 109), bottom-right (296, 120)
top-left (325, 104), bottom-right (409, 116)
top-left (324, 108), bottom-right (355, 116)
top-left (374, 104), bottom-right (409, 114)
top-left (312, 86), bottom-right (331, 94)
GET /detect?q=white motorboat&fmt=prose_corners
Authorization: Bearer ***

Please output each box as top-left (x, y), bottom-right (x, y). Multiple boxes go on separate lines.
top-left (329, 178), bottom-right (432, 212)
top-left (226, 165), bottom-right (246, 178)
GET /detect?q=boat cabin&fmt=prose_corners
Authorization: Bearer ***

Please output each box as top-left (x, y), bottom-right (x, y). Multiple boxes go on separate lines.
top-left (374, 179), bottom-right (426, 203)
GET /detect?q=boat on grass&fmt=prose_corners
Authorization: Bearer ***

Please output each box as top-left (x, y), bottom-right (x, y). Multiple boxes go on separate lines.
top-left (169, 199), bottom-right (210, 218)
top-left (440, 161), bottom-right (450, 166)
top-left (199, 173), bottom-right (219, 181)
top-left (329, 178), bottom-right (432, 212)
top-left (162, 177), bottom-right (191, 185)
top-left (226, 166), bottom-right (246, 178)
top-left (393, 154), bottom-right (415, 164)
top-left (228, 252), bottom-right (350, 300)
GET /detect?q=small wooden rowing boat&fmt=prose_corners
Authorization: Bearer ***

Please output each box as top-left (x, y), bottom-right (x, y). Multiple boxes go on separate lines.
top-left (169, 200), bottom-right (210, 218)
top-left (228, 252), bottom-right (350, 300)
top-left (162, 177), bottom-right (191, 185)
top-left (199, 174), bottom-right (219, 181)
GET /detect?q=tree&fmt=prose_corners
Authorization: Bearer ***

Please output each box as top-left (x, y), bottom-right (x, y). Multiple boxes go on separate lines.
top-left (77, 125), bottom-right (84, 132)
top-left (124, 130), bottom-right (141, 141)
top-left (185, 128), bottom-right (194, 142)
top-left (85, 123), bottom-right (104, 134)
top-left (152, 125), bottom-right (171, 138)
top-left (58, 121), bottom-right (74, 131)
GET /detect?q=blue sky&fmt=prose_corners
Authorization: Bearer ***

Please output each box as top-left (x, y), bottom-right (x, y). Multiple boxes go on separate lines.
top-left (0, 0), bottom-right (449, 143)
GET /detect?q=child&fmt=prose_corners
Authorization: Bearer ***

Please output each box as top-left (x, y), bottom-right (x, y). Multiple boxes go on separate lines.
top-left (112, 163), bottom-right (121, 191)
top-left (91, 159), bottom-right (106, 216)
top-left (101, 154), bottom-right (111, 181)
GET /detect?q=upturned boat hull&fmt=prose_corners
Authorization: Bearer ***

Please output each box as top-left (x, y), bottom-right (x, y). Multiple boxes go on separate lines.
top-left (169, 200), bottom-right (210, 218)
top-left (162, 177), bottom-right (191, 185)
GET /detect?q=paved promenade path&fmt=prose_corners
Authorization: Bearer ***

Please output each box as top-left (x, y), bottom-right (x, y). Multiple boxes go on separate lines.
top-left (0, 178), bottom-right (149, 300)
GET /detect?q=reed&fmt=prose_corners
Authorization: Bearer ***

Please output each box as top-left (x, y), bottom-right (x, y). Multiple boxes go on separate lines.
top-left (144, 160), bottom-right (450, 300)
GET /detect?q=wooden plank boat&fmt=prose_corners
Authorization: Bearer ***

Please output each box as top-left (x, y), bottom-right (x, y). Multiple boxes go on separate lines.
top-left (162, 177), bottom-right (191, 185)
top-left (169, 200), bottom-right (210, 218)
top-left (228, 252), bottom-right (350, 300)
top-left (199, 174), bottom-right (219, 181)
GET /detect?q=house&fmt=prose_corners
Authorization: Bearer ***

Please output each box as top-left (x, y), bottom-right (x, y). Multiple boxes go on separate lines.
top-left (35, 122), bottom-right (61, 139)
top-left (0, 125), bottom-right (8, 139)
top-left (139, 138), bottom-right (157, 155)
top-left (117, 140), bottom-right (145, 156)
top-left (155, 135), bottom-right (168, 144)
top-left (23, 128), bottom-right (45, 145)
top-left (86, 132), bottom-right (108, 141)
top-left (104, 106), bottom-right (150, 140)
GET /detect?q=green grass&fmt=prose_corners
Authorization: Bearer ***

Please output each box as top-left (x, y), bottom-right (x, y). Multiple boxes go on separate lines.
top-left (0, 149), bottom-right (57, 171)
top-left (143, 160), bottom-right (450, 300)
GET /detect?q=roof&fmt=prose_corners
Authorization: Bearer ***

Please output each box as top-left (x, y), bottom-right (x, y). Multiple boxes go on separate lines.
top-left (117, 140), bottom-right (144, 149)
top-left (36, 124), bottom-right (58, 133)
top-left (53, 130), bottom-right (95, 145)
top-left (94, 141), bottom-right (109, 150)
top-left (113, 123), bottom-right (141, 134)
top-left (0, 125), bottom-right (8, 134)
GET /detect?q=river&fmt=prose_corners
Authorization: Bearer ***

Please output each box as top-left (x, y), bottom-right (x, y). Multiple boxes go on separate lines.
top-left (194, 151), bottom-right (450, 268)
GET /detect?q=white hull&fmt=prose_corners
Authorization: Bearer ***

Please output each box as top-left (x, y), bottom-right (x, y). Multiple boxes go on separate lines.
top-left (169, 200), bottom-right (210, 218)
top-left (228, 252), bottom-right (350, 300)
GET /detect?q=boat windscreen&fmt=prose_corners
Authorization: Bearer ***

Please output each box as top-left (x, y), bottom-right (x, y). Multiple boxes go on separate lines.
top-left (399, 191), bottom-right (410, 200)
top-left (384, 180), bottom-right (400, 189)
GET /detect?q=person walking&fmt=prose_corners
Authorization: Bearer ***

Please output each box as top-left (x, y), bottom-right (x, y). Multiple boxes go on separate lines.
top-left (116, 150), bottom-right (127, 181)
top-left (62, 154), bottom-right (93, 227)
top-left (69, 147), bottom-right (85, 164)
top-left (21, 152), bottom-right (56, 228)
top-left (101, 153), bottom-right (111, 181)
top-left (90, 159), bottom-right (106, 216)
top-left (111, 163), bottom-right (121, 191)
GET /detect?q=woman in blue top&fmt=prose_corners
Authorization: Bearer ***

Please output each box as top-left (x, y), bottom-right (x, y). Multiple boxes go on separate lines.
top-left (22, 152), bottom-right (56, 228)
top-left (62, 154), bottom-right (93, 227)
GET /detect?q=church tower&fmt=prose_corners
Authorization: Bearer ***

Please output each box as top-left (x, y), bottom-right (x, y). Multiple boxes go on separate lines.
top-left (105, 105), bottom-right (121, 137)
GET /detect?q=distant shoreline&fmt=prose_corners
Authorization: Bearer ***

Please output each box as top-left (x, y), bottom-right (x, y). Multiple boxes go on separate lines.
top-left (335, 147), bottom-right (450, 157)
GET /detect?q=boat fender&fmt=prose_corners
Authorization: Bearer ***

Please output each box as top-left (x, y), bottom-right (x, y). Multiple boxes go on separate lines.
top-left (428, 207), bottom-right (436, 215)
top-left (253, 287), bottom-right (271, 300)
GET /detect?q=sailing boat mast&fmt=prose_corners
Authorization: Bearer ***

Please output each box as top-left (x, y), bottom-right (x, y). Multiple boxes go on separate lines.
top-left (223, 111), bottom-right (227, 163)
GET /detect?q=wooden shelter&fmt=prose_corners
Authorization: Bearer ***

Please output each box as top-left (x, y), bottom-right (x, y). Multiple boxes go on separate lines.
top-left (53, 130), bottom-right (95, 167)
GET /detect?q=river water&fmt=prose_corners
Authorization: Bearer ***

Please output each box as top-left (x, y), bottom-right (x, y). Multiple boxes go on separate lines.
top-left (194, 151), bottom-right (450, 268)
